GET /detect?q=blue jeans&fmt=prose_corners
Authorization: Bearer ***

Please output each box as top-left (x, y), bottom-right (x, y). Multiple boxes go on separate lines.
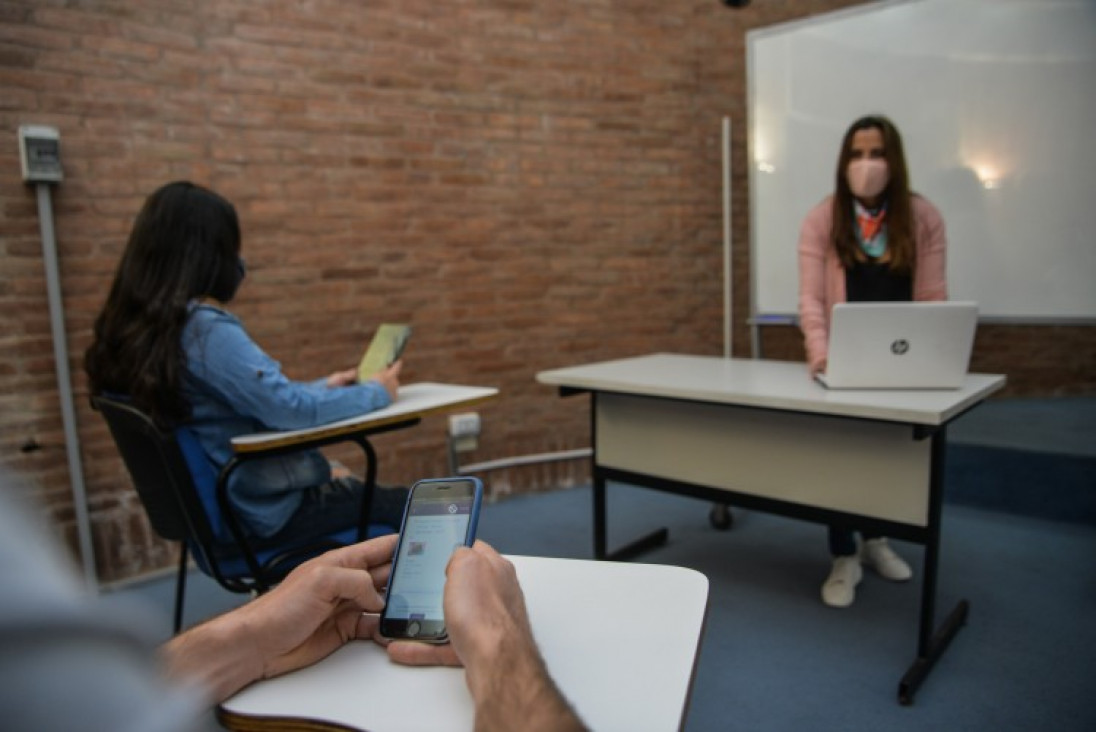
top-left (256, 477), bottom-right (365, 548)
top-left (260, 478), bottom-right (407, 548)
top-left (828, 526), bottom-right (881, 557)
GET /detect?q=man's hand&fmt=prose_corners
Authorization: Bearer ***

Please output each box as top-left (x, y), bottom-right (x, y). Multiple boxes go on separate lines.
top-left (163, 533), bottom-right (398, 703)
top-left (384, 541), bottom-right (525, 670)
top-left (243, 534), bottom-right (398, 681)
top-left (386, 542), bottom-right (585, 731)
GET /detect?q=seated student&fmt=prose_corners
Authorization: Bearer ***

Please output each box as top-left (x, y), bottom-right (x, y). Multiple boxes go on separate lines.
top-left (85, 180), bottom-right (406, 542)
top-left (798, 114), bottom-right (947, 608)
top-left (0, 482), bottom-right (585, 731)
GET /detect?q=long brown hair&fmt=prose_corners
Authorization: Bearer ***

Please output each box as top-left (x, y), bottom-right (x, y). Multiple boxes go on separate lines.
top-left (830, 115), bottom-right (916, 273)
top-left (85, 181), bottom-right (242, 427)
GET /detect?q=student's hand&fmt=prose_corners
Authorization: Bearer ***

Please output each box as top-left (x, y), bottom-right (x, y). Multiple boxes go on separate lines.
top-left (325, 368), bottom-right (358, 387)
top-left (385, 543), bottom-right (585, 730)
top-left (236, 534), bottom-right (399, 681)
top-left (164, 534), bottom-right (400, 703)
top-left (328, 459), bottom-right (352, 479)
top-left (384, 541), bottom-right (534, 672)
top-left (444, 543), bottom-right (538, 680)
top-left (809, 357), bottom-right (827, 378)
top-left (369, 359), bottom-right (402, 402)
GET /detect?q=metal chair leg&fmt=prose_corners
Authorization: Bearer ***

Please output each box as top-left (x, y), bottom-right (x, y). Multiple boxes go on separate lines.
top-left (709, 503), bottom-right (734, 530)
top-left (173, 542), bottom-right (188, 634)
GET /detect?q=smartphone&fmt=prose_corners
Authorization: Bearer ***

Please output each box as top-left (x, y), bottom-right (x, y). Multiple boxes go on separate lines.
top-left (379, 476), bottom-right (484, 642)
top-left (357, 323), bottom-right (412, 382)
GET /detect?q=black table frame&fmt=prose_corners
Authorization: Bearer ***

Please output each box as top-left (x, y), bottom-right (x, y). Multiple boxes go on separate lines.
top-left (561, 386), bottom-right (977, 705)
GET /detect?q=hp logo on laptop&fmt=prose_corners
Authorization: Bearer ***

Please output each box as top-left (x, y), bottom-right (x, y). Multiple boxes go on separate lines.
top-left (891, 339), bottom-right (910, 355)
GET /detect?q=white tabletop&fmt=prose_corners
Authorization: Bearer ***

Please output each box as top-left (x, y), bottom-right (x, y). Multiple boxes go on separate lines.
top-left (231, 382), bottom-right (499, 449)
top-left (220, 555), bottom-right (710, 732)
top-left (537, 353), bottom-right (1006, 426)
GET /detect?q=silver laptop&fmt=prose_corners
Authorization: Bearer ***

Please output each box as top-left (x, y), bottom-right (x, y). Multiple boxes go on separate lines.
top-left (815, 302), bottom-right (978, 390)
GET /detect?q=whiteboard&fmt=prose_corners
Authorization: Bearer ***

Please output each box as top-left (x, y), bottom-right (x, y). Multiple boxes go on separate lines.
top-left (747, 0), bottom-right (1096, 322)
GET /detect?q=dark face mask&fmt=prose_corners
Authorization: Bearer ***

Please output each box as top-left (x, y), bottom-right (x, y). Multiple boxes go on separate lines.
top-left (211, 256), bottom-right (246, 303)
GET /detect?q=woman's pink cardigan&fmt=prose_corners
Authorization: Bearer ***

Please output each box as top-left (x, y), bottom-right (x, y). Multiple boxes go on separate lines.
top-left (797, 195), bottom-right (949, 373)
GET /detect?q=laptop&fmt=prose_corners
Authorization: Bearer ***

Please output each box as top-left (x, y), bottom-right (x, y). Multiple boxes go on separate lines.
top-left (815, 301), bottom-right (978, 390)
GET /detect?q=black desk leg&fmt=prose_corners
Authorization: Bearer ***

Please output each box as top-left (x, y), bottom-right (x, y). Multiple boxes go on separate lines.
top-left (899, 600), bottom-right (968, 705)
top-left (593, 472), bottom-right (669, 562)
top-left (353, 435), bottom-right (377, 542)
top-left (898, 427), bottom-right (969, 705)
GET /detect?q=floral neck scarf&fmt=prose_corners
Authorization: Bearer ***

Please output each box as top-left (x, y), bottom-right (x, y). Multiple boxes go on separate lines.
top-left (854, 200), bottom-right (888, 259)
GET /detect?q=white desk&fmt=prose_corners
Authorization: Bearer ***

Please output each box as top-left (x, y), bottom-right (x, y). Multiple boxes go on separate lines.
top-left (218, 555), bottom-right (710, 732)
top-left (536, 353), bottom-right (1006, 704)
top-left (231, 383), bottom-right (499, 452)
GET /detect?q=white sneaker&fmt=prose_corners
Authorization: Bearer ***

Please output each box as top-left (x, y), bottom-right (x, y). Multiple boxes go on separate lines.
top-left (821, 555), bottom-right (862, 608)
top-left (861, 538), bottom-right (912, 582)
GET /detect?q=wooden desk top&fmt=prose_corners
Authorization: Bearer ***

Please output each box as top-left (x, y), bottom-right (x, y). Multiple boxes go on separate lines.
top-left (538, 353), bottom-right (1006, 426)
top-left (219, 555), bottom-right (709, 732)
top-left (231, 382), bottom-right (498, 453)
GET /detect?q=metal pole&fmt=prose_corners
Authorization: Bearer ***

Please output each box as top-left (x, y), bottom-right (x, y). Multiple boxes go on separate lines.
top-left (36, 182), bottom-right (97, 590)
top-left (722, 116), bottom-right (733, 359)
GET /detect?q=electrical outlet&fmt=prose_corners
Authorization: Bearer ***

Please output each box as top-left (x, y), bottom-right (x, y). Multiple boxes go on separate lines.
top-left (448, 412), bottom-right (481, 438)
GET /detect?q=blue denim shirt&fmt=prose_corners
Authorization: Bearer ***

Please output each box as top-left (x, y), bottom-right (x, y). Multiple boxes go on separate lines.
top-left (181, 303), bottom-right (390, 537)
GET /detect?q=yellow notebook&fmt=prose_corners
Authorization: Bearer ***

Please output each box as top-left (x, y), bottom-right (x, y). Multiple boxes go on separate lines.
top-left (357, 324), bottom-right (411, 382)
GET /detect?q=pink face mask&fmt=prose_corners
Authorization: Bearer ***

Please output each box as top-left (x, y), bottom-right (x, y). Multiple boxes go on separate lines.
top-left (847, 159), bottom-right (889, 199)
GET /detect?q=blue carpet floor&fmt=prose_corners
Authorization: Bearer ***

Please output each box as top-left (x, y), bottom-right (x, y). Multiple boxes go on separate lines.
top-left (945, 397), bottom-right (1096, 525)
top-left (480, 484), bottom-right (1096, 732)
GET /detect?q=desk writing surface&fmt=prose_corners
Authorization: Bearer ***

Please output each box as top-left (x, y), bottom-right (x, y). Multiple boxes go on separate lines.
top-left (231, 382), bottom-right (498, 451)
top-left (537, 353), bottom-right (1005, 426)
top-left (219, 555), bottom-right (709, 732)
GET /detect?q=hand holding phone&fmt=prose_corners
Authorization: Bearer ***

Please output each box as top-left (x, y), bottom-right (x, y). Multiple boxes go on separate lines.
top-left (379, 477), bottom-right (483, 643)
top-left (357, 323), bottom-right (412, 383)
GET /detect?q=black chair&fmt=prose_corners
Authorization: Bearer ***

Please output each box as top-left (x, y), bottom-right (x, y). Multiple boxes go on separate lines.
top-left (91, 394), bottom-right (394, 633)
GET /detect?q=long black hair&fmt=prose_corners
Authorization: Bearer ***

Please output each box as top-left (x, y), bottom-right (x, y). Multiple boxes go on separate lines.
top-left (830, 114), bottom-right (916, 274)
top-left (85, 181), bottom-right (242, 427)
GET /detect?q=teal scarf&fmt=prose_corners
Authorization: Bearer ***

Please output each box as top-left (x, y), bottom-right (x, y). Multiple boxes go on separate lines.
top-left (854, 200), bottom-right (888, 259)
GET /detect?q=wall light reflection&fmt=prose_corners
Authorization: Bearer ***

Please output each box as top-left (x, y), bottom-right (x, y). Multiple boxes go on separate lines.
top-left (976, 165), bottom-right (1001, 190)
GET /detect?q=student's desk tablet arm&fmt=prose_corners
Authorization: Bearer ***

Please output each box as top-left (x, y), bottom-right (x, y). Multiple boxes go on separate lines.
top-left (219, 383), bottom-right (499, 582)
top-left (218, 555), bottom-right (710, 732)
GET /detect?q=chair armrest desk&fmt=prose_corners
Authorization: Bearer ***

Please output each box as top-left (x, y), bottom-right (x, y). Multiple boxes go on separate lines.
top-left (218, 382), bottom-right (498, 578)
top-left (219, 555), bottom-right (709, 731)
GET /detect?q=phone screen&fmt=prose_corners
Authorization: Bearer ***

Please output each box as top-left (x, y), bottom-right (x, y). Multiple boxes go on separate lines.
top-left (379, 477), bottom-right (483, 642)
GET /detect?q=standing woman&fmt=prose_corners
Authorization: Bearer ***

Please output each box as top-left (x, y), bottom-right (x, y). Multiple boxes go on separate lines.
top-left (86, 181), bottom-right (405, 544)
top-left (798, 115), bottom-right (948, 608)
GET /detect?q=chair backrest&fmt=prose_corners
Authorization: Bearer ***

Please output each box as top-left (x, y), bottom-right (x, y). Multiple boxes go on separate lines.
top-left (91, 394), bottom-right (366, 592)
top-left (90, 395), bottom-right (221, 551)
top-left (173, 425), bottom-right (233, 544)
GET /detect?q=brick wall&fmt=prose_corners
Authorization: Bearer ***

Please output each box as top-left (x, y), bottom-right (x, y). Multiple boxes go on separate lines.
top-left (2, 0), bottom-right (1091, 583)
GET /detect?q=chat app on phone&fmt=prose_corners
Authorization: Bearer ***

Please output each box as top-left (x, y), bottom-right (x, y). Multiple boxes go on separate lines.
top-left (386, 494), bottom-right (474, 621)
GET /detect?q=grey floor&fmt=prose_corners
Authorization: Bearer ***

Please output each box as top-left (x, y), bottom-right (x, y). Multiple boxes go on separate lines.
top-left (112, 482), bottom-right (1096, 732)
